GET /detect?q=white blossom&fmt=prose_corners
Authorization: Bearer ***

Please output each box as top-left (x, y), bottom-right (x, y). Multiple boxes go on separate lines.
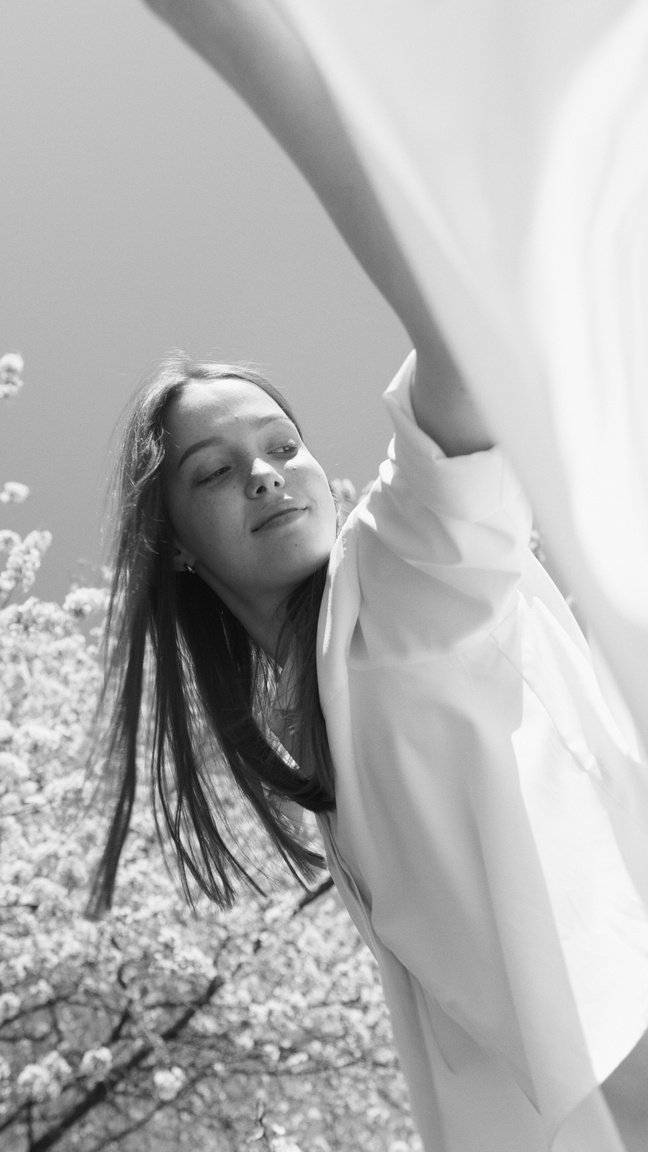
top-left (0, 352), bottom-right (24, 400)
top-left (63, 586), bottom-right (109, 618)
top-left (234, 1030), bottom-right (255, 1051)
top-left (0, 482), bottom-right (29, 505)
top-left (0, 529), bottom-right (52, 600)
top-left (79, 1047), bottom-right (113, 1080)
top-left (16, 1053), bottom-right (70, 1102)
top-left (41, 1051), bottom-right (72, 1082)
top-left (0, 352), bottom-right (24, 375)
top-left (31, 979), bottom-right (54, 1004)
top-left (0, 993), bottom-right (20, 1024)
top-left (189, 1011), bottom-right (220, 1036)
top-left (0, 530), bottom-right (20, 552)
top-left (0, 720), bottom-right (15, 744)
top-left (153, 1066), bottom-right (187, 1102)
top-left (17, 1063), bottom-right (53, 1102)
top-left (270, 1138), bottom-right (304, 1152)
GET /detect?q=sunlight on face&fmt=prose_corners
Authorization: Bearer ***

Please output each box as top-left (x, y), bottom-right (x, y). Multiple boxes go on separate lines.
top-left (163, 379), bottom-right (337, 621)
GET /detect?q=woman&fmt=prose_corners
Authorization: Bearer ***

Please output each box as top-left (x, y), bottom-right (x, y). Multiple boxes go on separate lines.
top-left (92, 2), bottom-right (648, 1149)
top-left (94, 347), bottom-right (647, 1151)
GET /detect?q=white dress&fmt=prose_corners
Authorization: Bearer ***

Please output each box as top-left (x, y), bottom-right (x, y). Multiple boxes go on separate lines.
top-left (316, 353), bottom-right (648, 1152)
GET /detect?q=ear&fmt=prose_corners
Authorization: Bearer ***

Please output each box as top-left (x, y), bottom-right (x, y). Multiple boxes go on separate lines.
top-left (172, 543), bottom-right (196, 573)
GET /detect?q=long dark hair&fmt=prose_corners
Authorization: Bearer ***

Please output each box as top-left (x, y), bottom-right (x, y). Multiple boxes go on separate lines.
top-left (88, 355), bottom-right (335, 915)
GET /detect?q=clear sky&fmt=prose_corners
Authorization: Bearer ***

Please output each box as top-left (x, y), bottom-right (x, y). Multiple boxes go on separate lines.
top-left (1, 0), bottom-right (409, 602)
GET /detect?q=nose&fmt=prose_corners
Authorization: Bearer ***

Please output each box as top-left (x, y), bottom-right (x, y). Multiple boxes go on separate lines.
top-left (246, 456), bottom-right (286, 498)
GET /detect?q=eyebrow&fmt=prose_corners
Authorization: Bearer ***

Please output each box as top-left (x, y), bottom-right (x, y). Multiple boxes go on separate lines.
top-left (177, 413), bottom-right (296, 471)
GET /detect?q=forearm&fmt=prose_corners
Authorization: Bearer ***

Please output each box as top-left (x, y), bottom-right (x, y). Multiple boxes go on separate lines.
top-left (411, 344), bottom-right (494, 456)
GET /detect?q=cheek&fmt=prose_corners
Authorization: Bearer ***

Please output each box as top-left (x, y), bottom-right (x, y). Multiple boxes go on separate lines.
top-left (167, 489), bottom-right (230, 564)
top-left (303, 459), bottom-right (333, 505)
top-left (313, 486), bottom-right (338, 551)
top-left (187, 505), bottom-right (237, 566)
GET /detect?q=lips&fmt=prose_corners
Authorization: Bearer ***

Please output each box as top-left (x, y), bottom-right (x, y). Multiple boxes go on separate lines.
top-left (252, 503), bottom-right (306, 532)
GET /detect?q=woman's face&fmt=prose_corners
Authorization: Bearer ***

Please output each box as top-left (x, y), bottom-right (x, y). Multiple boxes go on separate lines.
top-left (163, 378), bottom-right (338, 620)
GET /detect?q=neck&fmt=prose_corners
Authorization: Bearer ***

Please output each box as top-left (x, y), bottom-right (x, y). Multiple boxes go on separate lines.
top-left (195, 565), bottom-right (291, 661)
top-left (233, 600), bottom-right (291, 663)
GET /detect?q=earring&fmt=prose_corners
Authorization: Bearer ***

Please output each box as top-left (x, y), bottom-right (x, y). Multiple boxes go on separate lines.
top-left (184, 562), bottom-right (195, 574)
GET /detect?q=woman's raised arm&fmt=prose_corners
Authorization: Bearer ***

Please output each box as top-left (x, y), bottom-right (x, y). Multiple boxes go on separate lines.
top-left (142, 0), bottom-right (492, 455)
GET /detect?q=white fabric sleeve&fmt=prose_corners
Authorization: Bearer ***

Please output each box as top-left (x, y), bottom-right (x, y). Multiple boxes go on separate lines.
top-left (353, 353), bottom-right (534, 661)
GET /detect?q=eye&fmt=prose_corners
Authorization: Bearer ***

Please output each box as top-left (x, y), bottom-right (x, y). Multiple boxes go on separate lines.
top-left (272, 441), bottom-right (298, 456)
top-left (196, 465), bottom-right (230, 485)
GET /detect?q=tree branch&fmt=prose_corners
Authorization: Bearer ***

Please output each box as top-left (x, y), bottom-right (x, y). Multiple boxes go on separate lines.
top-left (82, 1101), bottom-right (161, 1152)
top-left (292, 876), bottom-right (334, 913)
top-left (25, 973), bottom-right (224, 1152)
